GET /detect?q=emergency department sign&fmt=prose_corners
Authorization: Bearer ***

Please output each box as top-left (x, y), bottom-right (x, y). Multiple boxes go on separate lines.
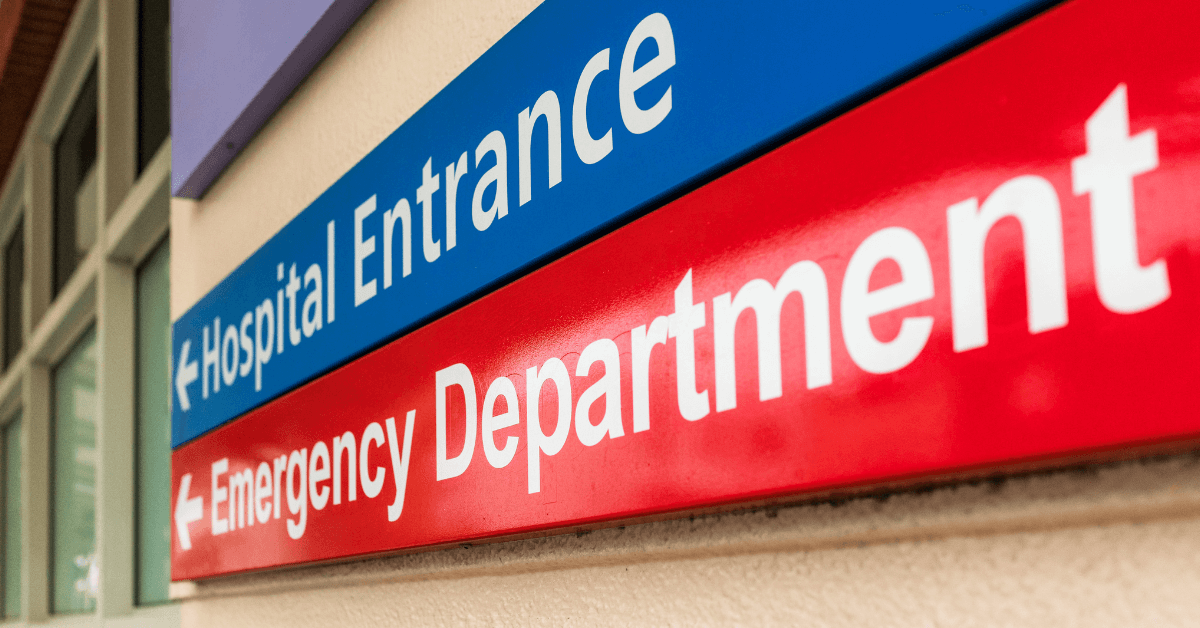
top-left (172, 0), bottom-right (1200, 579)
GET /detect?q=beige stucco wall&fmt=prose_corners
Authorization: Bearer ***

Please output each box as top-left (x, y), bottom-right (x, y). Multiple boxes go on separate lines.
top-left (177, 455), bottom-right (1200, 626)
top-left (169, 0), bottom-right (1200, 625)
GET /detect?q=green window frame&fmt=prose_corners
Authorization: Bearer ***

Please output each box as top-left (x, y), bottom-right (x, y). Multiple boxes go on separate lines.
top-left (135, 240), bottom-right (171, 605)
top-left (1, 415), bottom-right (20, 618)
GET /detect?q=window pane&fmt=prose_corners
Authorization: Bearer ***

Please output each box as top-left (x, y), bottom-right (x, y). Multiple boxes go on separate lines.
top-left (137, 0), bottom-right (170, 173)
top-left (53, 66), bottom-right (98, 297)
top-left (4, 217), bottom-right (24, 370)
top-left (3, 416), bottom-right (20, 618)
top-left (52, 329), bottom-right (97, 614)
top-left (136, 241), bottom-right (170, 604)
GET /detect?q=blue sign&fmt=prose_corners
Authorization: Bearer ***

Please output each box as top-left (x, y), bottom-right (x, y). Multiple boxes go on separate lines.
top-left (172, 0), bottom-right (1048, 446)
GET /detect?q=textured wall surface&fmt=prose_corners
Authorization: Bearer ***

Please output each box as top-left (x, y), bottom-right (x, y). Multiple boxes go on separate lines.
top-left (187, 522), bottom-right (1200, 627)
top-left (178, 455), bottom-right (1200, 627)
top-left (169, 0), bottom-right (1200, 625)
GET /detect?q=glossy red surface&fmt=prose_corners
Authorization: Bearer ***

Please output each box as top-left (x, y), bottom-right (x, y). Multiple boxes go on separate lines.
top-left (172, 0), bottom-right (1200, 579)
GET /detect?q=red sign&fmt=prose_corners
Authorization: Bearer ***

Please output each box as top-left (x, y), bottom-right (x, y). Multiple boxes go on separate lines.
top-left (172, 0), bottom-right (1200, 579)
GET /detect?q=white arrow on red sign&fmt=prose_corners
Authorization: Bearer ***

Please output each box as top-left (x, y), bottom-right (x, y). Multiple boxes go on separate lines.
top-left (174, 473), bottom-right (203, 550)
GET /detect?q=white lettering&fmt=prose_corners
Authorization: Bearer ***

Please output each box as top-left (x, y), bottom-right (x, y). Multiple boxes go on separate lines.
top-left (220, 323), bottom-right (238, 387)
top-left (573, 48), bottom-right (613, 165)
top-left (386, 412), bottom-right (416, 522)
top-left (354, 196), bottom-right (377, 306)
top-left (631, 316), bottom-right (668, 433)
top-left (326, 220), bottom-right (336, 323)
top-left (383, 198), bottom-right (412, 288)
top-left (254, 299), bottom-right (274, 391)
top-left (620, 13), bottom-right (675, 134)
top-left (841, 227), bottom-right (935, 374)
top-left (272, 455), bottom-right (286, 520)
top-left (948, 175), bottom-right (1067, 352)
top-left (238, 312), bottom-right (253, 377)
top-left (518, 91), bottom-right (563, 206)
top-left (332, 432), bottom-right (356, 505)
top-left (713, 260), bottom-right (831, 413)
top-left (574, 338), bottom-right (623, 446)
top-left (277, 265), bottom-right (285, 355)
top-left (309, 441), bottom-right (331, 511)
top-left (445, 153), bottom-right (468, 250)
top-left (301, 264), bottom-right (323, 337)
top-left (254, 461), bottom-right (272, 525)
top-left (668, 270), bottom-right (710, 421)
top-left (419, 158), bottom-right (442, 263)
top-left (360, 422), bottom-right (386, 499)
top-left (202, 318), bottom-right (220, 398)
top-left (526, 357), bottom-right (572, 494)
top-left (1072, 83), bottom-right (1170, 314)
top-left (229, 468), bottom-right (253, 529)
top-left (482, 376), bottom-right (520, 469)
top-left (286, 264), bottom-right (302, 345)
top-left (435, 363), bottom-right (477, 481)
top-left (286, 449), bottom-right (308, 539)
top-left (473, 131), bottom-right (509, 231)
top-left (210, 458), bottom-right (229, 535)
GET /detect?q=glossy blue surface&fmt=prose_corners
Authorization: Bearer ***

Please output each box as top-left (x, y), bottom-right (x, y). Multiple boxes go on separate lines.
top-left (171, 0), bottom-right (1048, 447)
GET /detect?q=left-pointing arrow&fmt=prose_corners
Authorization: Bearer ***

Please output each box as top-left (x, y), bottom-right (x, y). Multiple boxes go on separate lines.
top-left (174, 473), bottom-right (203, 551)
top-left (176, 339), bottom-right (199, 411)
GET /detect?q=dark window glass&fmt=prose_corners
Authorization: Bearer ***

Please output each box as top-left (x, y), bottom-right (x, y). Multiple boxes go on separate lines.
top-left (3, 218), bottom-right (22, 370)
top-left (138, 0), bottom-right (170, 174)
top-left (53, 66), bottom-right (99, 297)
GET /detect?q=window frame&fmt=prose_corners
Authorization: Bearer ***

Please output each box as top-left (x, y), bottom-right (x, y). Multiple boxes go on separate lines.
top-left (0, 0), bottom-right (179, 624)
top-left (0, 176), bottom-right (25, 374)
top-left (132, 235), bottom-right (171, 607)
top-left (50, 62), bottom-right (100, 300)
top-left (136, 0), bottom-right (171, 176)
top-left (0, 410), bottom-right (22, 620)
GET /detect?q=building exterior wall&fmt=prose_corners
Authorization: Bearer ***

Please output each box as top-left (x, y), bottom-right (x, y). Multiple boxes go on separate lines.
top-left (174, 454), bottom-right (1200, 626)
top-left (170, 0), bottom-right (1200, 625)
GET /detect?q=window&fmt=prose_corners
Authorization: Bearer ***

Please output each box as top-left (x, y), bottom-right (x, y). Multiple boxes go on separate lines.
top-left (0, 0), bottom-right (175, 621)
top-left (53, 66), bottom-right (98, 297)
top-left (4, 218), bottom-right (23, 370)
top-left (138, 0), bottom-right (170, 173)
top-left (51, 329), bottom-right (97, 614)
top-left (2, 416), bottom-right (19, 618)
top-left (136, 240), bottom-right (170, 605)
